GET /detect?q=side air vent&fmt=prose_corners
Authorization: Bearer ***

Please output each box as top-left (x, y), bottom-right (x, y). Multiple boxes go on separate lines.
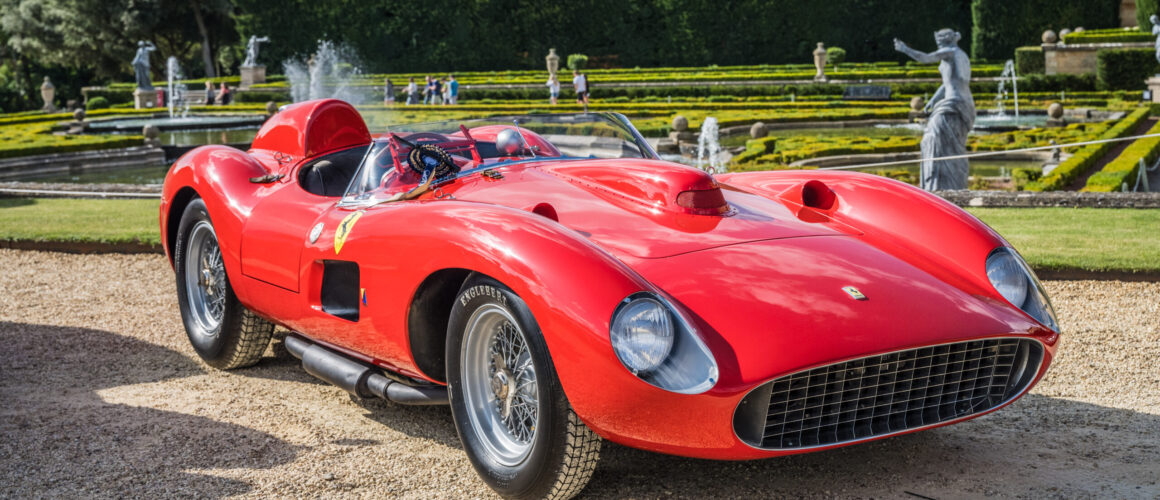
top-left (321, 260), bottom-right (360, 321)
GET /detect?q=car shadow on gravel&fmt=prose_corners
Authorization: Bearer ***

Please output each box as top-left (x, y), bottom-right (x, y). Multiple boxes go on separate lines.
top-left (581, 394), bottom-right (1160, 498)
top-left (0, 322), bottom-right (302, 498)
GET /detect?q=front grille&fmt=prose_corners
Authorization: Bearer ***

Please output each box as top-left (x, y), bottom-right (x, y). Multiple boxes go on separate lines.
top-left (734, 338), bottom-right (1042, 450)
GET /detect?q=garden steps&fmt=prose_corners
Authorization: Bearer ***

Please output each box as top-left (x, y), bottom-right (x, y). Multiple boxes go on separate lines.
top-left (1069, 117), bottom-right (1158, 191)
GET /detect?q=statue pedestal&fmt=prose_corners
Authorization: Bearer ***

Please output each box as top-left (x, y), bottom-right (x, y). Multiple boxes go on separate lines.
top-left (133, 88), bottom-right (159, 110)
top-left (240, 66), bottom-right (266, 89)
top-left (1147, 76), bottom-right (1160, 103)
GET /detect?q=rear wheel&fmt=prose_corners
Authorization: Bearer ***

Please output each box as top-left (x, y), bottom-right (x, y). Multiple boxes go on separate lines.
top-left (447, 276), bottom-right (601, 500)
top-left (175, 198), bottom-right (273, 369)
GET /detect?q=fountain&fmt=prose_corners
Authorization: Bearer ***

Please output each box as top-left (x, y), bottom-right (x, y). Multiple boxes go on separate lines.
top-left (166, 57), bottom-right (190, 119)
top-left (283, 41), bottom-right (363, 104)
top-left (995, 59), bottom-right (1019, 120)
top-left (696, 117), bottom-right (724, 174)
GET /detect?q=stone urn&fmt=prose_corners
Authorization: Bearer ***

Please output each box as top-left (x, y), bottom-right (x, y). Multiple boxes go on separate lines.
top-left (1042, 30), bottom-right (1058, 44)
top-left (40, 76), bottom-right (57, 113)
top-left (813, 43), bottom-right (828, 82)
top-left (545, 48), bottom-right (560, 78)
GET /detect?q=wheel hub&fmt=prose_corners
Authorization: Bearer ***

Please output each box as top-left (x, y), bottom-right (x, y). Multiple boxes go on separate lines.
top-left (491, 369), bottom-right (511, 401)
top-left (200, 268), bottom-right (215, 294)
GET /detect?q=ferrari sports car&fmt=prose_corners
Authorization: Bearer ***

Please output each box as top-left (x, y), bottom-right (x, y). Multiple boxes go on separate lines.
top-left (160, 99), bottom-right (1059, 499)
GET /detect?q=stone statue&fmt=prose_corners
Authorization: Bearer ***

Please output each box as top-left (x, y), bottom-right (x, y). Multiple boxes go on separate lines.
top-left (132, 41), bottom-right (157, 90)
top-left (894, 29), bottom-right (974, 191)
top-left (243, 36), bottom-right (269, 67)
top-left (1151, 15), bottom-right (1160, 65)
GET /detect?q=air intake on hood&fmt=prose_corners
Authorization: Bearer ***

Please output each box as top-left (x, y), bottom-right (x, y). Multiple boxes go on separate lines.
top-left (676, 187), bottom-right (730, 215)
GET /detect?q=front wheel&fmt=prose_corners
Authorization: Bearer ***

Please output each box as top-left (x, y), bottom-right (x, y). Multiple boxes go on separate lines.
top-left (447, 276), bottom-right (601, 500)
top-left (174, 198), bottom-right (273, 369)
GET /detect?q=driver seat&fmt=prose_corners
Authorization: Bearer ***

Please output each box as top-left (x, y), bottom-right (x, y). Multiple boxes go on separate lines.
top-left (298, 145), bottom-right (368, 197)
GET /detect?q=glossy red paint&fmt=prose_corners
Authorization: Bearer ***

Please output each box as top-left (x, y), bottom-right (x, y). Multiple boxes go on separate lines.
top-left (161, 100), bottom-right (1057, 461)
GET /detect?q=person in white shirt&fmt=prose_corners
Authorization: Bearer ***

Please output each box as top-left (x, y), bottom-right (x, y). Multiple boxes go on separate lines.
top-left (546, 75), bottom-right (560, 105)
top-left (572, 70), bottom-right (588, 105)
top-left (406, 78), bottom-right (418, 105)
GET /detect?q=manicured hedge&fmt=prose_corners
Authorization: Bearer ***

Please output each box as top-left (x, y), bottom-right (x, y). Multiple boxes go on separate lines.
top-left (1015, 46), bottom-right (1045, 75)
top-left (1096, 49), bottom-right (1160, 90)
top-left (1025, 107), bottom-right (1150, 191)
top-left (0, 121), bottom-right (144, 159)
top-left (1084, 118), bottom-right (1160, 191)
top-left (1064, 28), bottom-right (1155, 44)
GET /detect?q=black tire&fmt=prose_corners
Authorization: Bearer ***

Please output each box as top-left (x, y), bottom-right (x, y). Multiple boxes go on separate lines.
top-left (447, 275), bottom-right (601, 500)
top-left (174, 198), bottom-right (273, 370)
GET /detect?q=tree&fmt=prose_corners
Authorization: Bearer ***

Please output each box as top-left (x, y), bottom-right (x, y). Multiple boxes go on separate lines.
top-left (0, 0), bottom-right (235, 81)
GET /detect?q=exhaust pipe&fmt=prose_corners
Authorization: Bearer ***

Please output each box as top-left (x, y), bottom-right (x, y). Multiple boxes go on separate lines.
top-left (284, 335), bottom-right (448, 405)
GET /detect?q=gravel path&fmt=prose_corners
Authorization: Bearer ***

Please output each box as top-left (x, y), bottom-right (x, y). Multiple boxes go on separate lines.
top-left (1, 249), bottom-right (1157, 499)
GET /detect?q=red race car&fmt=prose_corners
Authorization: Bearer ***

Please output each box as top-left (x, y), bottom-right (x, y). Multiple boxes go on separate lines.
top-left (160, 99), bottom-right (1059, 499)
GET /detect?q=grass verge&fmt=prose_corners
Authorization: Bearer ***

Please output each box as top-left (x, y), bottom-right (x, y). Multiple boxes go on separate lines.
top-left (0, 199), bottom-right (1155, 274)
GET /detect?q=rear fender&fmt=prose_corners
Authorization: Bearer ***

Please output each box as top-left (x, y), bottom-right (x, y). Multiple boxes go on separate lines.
top-left (160, 145), bottom-right (271, 294)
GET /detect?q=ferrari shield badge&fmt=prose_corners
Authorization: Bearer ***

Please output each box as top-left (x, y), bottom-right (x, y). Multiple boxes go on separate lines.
top-left (842, 286), bottom-right (868, 301)
top-left (334, 211), bottom-right (363, 254)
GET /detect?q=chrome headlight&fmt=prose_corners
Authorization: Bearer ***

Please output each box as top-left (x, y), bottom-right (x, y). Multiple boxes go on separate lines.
top-left (610, 292), bottom-right (718, 394)
top-left (986, 247), bottom-right (1059, 332)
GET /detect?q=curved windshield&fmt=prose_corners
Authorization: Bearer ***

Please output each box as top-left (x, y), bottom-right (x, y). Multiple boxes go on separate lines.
top-left (342, 112), bottom-right (656, 204)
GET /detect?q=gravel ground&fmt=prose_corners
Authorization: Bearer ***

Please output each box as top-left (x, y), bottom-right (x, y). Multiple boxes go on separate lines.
top-left (0, 249), bottom-right (1157, 499)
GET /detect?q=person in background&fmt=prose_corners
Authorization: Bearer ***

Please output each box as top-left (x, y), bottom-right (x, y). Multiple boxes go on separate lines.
top-left (204, 80), bottom-right (215, 106)
top-left (572, 70), bottom-right (589, 106)
top-left (215, 82), bottom-right (231, 105)
top-left (440, 77), bottom-right (450, 105)
top-left (406, 77), bottom-right (417, 105)
top-left (448, 74), bottom-right (459, 105)
top-left (384, 77), bottom-right (395, 105)
top-left (546, 74), bottom-right (560, 105)
top-left (423, 75), bottom-right (433, 105)
top-left (432, 77), bottom-right (443, 105)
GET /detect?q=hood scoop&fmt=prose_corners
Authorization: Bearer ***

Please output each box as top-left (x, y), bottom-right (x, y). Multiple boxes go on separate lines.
top-left (544, 159), bottom-right (730, 217)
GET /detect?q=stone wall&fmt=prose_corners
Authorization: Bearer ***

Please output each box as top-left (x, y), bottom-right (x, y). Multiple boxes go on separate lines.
top-left (1121, 0), bottom-right (1138, 27)
top-left (1043, 41), bottom-right (1152, 75)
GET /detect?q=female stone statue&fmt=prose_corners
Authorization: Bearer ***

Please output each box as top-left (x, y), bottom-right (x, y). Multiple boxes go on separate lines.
top-left (133, 41), bottom-right (157, 90)
top-left (894, 29), bottom-right (974, 191)
top-left (1150, 15), bottom-right (1160, 64)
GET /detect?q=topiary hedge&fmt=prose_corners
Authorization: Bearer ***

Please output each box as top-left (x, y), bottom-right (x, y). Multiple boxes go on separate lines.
top-left (971, 0), bottom-right (1119, 60)
top-left (1025, 107), bottom-right (1150, 191)
top-left (1084, 118), bottom-right (1160, 191)
top-left (1015, 46), bottom-right (1045, 75)
top-left (1064, 28), bottom-right (1155, 44)
top-left (1096, 49), bottom-right (1160, 90)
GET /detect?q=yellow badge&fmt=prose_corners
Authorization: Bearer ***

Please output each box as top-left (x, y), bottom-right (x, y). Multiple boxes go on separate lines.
top-left (842, 286), bottom-right (868, 301)
top-left (334, 211), bottom-right (363, 254)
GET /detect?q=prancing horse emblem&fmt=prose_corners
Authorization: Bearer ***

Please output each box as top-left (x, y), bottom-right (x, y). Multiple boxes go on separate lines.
top-left (842, 286), bottom-right (867, 301)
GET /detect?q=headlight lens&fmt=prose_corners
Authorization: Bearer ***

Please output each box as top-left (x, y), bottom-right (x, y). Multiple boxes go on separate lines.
top-left (609, 296), bottom-right (674, 373)
top-left (986, 247), bottom-right (1059, 332)
top-left (610, 292), bottom-right (718, 394)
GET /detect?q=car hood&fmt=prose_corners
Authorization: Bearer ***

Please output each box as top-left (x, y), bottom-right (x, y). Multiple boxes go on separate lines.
top-left (446, 158), bottom-right (849, 259)
top-left (624, 236), bottom-right (1049, 389)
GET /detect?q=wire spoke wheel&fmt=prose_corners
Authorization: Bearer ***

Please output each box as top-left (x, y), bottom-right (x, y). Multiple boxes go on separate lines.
top-left (461, 303), bottom-right (539, 466)
top-left (183, 220), bottom-right (226, 334)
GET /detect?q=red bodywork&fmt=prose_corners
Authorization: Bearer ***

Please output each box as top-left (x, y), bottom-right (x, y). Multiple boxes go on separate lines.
top-left (161, 100), bottom-right (1057, 460)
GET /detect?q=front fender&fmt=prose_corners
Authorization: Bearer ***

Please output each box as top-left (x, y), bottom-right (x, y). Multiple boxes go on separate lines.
top-left (720, 169), bottom-right (1007, 298)
top-left (300, 200), bottom-right (666, 433)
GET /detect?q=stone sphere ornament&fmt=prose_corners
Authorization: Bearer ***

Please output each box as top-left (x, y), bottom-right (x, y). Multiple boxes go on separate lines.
top-left (143, 124), bottom-right (160, 139)
top-left (73, 108), bottom-right (86, 122)
top-left (1042, 30), bottom-right (1058, 44)
top-left (1048, 102), bottom-right (1064, 119)
top-left (266, 101), bottom-right (279, 115)
top-left (1059, 28), bottom-right (1072, 40)
top-left (672, 115), bottom-right (688, 132)
top-left (750, 121), bottom-right (768, 138)
top-left (910, 96), bottom-right (925, 111)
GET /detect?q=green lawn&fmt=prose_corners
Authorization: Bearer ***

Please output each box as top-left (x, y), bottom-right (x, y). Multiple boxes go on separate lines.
top-left (966, 207), bottom-right (1160, 273)
top-left (0, 198), bottom-right (160, 245)
top-left (0, 199), bottom-right (1156, 274)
